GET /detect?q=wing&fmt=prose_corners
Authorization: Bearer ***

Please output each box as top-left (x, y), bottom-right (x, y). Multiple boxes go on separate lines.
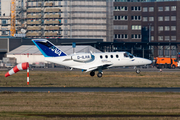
top-left (85, 63), bottom-right (112, 72)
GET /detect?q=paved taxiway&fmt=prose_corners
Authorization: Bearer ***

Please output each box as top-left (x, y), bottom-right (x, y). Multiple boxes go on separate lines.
top-left (1, 87), bottom-right (180, 92)
top-left (23, 67), bottom-right (180, 72)
top-left (1, 66), bottom-right (180, 72)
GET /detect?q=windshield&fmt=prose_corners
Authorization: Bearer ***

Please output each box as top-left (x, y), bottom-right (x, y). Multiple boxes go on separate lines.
top-left (124, 52), bottom-right (134, 58)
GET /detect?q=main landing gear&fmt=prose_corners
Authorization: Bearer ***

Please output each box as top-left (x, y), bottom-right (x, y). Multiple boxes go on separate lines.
top-left (97, 72), bottom-right (103, 78)
top-left (90, 71), bottom-right (95, 77)
top-left (90, 71), bottom-right (103, 78)
top-left (136, 69), bottom-right (141, 74)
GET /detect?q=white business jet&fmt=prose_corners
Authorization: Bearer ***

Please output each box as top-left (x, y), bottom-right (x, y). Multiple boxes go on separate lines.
top-left (32, 39), bottom-right (152, 78)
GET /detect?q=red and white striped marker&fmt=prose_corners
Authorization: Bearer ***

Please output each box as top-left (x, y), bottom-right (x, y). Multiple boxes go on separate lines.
top-left (5, 62), bottom-right (29, 77)
top-left (27, 68), bottom-right (29, 85)
top-left (27, 53), bottom-right (29, 85)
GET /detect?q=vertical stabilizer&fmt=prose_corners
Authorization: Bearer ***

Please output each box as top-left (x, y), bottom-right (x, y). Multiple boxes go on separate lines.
top-left (32, 39), bottom-right (67, 57)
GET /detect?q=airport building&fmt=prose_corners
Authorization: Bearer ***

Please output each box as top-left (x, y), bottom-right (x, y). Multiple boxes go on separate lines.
top-left (0, 0), bottom-right (23, 36)
top-left (113, 2), bottom-right (142, 42)
top-left (25, 0), bottom-right (113, 42)
top-left (25, 0), bottom-right (63, 38)
top-left (0, 37), bottom-right (103, 60)
top-left (141, 1), bottom-right (179, 58)
top-left (63, 0), bottom-right (113, 42)
top-left (0, 0), bottom-right (113, 42)
top-left (14, 0), bottom-right (113, 42)
top-left (113, 0), bottom-right (180, 58)
top-left (7, 44), bottom-right (102, 64)
top-left (0, 0), bottom-right (12, 36)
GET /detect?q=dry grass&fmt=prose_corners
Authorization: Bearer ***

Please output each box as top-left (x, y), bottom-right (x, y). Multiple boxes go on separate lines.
top-left (1, 70), bottom-right (180, 119)
top-left (0, 92), bottom-right (180, 119)
top-left (1, 71), bottom-right (180, 87)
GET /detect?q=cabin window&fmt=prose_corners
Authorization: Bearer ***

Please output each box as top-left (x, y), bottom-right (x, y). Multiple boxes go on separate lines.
top-left (100, 55), bottom-right (103, 59)
top-left (116, 55), bottom-right (119, 58)
top-left (105, 55), bottom-right (108, 58)
top-left (111, 55), bottom-right (113, 58)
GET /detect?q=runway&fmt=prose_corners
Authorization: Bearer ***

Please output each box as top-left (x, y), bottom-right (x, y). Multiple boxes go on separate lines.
top-left (20, 67), bottom-right (180, 72)
top-left (1, 87), bottom-right (180, 92)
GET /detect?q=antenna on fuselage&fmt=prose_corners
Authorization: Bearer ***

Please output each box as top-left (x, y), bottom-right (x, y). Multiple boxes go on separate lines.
top-left (72, 42), bottom-right (76, 54)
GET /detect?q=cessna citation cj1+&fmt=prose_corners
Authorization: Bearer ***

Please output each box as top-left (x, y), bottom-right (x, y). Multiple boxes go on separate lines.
top-left (32, 39), bottom-right (152, 78)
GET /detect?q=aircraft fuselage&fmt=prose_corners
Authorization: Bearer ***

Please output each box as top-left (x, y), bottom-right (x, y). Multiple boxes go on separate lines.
top-left (45, 52), bottom-right (152, 70)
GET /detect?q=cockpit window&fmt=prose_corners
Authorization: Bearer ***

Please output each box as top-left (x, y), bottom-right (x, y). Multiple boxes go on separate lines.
top-left (124, 53), bottom-right (128, 57)
top-left (129, 54), bottom-right (133, 58)
top-left (124, 52), bottom-right (134, 58)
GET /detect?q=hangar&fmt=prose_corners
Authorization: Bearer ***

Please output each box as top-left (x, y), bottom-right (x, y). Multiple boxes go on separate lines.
top-left (7, 45), bottom-right (102, 64)
top-left (0, 38), bottom-right (103, 59)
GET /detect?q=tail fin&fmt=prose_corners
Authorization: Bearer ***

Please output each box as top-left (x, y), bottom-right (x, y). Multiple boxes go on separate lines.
top-left (32, 39), bottom-right (67, 57)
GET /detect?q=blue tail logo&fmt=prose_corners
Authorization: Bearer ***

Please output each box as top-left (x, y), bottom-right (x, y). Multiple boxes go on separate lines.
top-left (49, 46), bottom-right (62, 56)
top-left (32, 39), bottom-right (67, 57)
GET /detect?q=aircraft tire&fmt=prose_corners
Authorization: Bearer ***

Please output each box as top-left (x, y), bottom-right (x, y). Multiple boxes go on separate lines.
top-left (136, 69), bottom-right (141, 74)
top-left (97, 72), bottom-right (102, 78)
top-left (90, 71), bottom-right (95, 77)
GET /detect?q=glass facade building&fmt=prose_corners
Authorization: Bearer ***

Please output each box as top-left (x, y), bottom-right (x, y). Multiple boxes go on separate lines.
top-left (14, 0), bottom-right (114, 41)
top-left (113, 0), bottom-right (180, 58)
top-left (63, 0), bottom-right (113, 42)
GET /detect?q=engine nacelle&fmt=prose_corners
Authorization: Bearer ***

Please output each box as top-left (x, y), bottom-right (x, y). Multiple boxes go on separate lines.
top-left (72, 54), bottom-right (92, 62)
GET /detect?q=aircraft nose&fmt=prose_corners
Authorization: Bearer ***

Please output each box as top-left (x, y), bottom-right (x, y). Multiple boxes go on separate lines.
top-left (144, 59), bottom-right (152, 65)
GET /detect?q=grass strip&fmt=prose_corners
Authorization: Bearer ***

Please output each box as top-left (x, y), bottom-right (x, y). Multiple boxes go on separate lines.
top-left (1, 71), bottom-right (180, 87)
top-left (0, 92), bottom-right (180, 119)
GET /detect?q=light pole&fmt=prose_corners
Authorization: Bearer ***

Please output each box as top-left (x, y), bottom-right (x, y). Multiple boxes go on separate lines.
top-left (148, 23), bottom-right (151, 43)
top-left (169, 39), bottom-right (171, 58)
top-left (148, 23), bottom-right (152, 59)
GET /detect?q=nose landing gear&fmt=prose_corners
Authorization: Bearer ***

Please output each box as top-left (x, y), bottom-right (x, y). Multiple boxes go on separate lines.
top-left (134, 66), bottom-right (141, 74)
top-left (136, 69), bottom-right (141, 74)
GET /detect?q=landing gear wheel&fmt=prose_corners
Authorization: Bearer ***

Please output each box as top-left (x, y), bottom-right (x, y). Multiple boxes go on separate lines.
top-left (172, 65), bottom-right (176, 69)
top-left (90, 71), bottom-right (95, 77)
top-left (97, 72), bottom-right (103, 78)
top-left (136, 69), bottom-right (141, 74)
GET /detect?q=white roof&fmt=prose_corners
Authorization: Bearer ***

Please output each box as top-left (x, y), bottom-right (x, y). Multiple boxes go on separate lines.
top-left (7, 45), bottom-right (102, 55)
